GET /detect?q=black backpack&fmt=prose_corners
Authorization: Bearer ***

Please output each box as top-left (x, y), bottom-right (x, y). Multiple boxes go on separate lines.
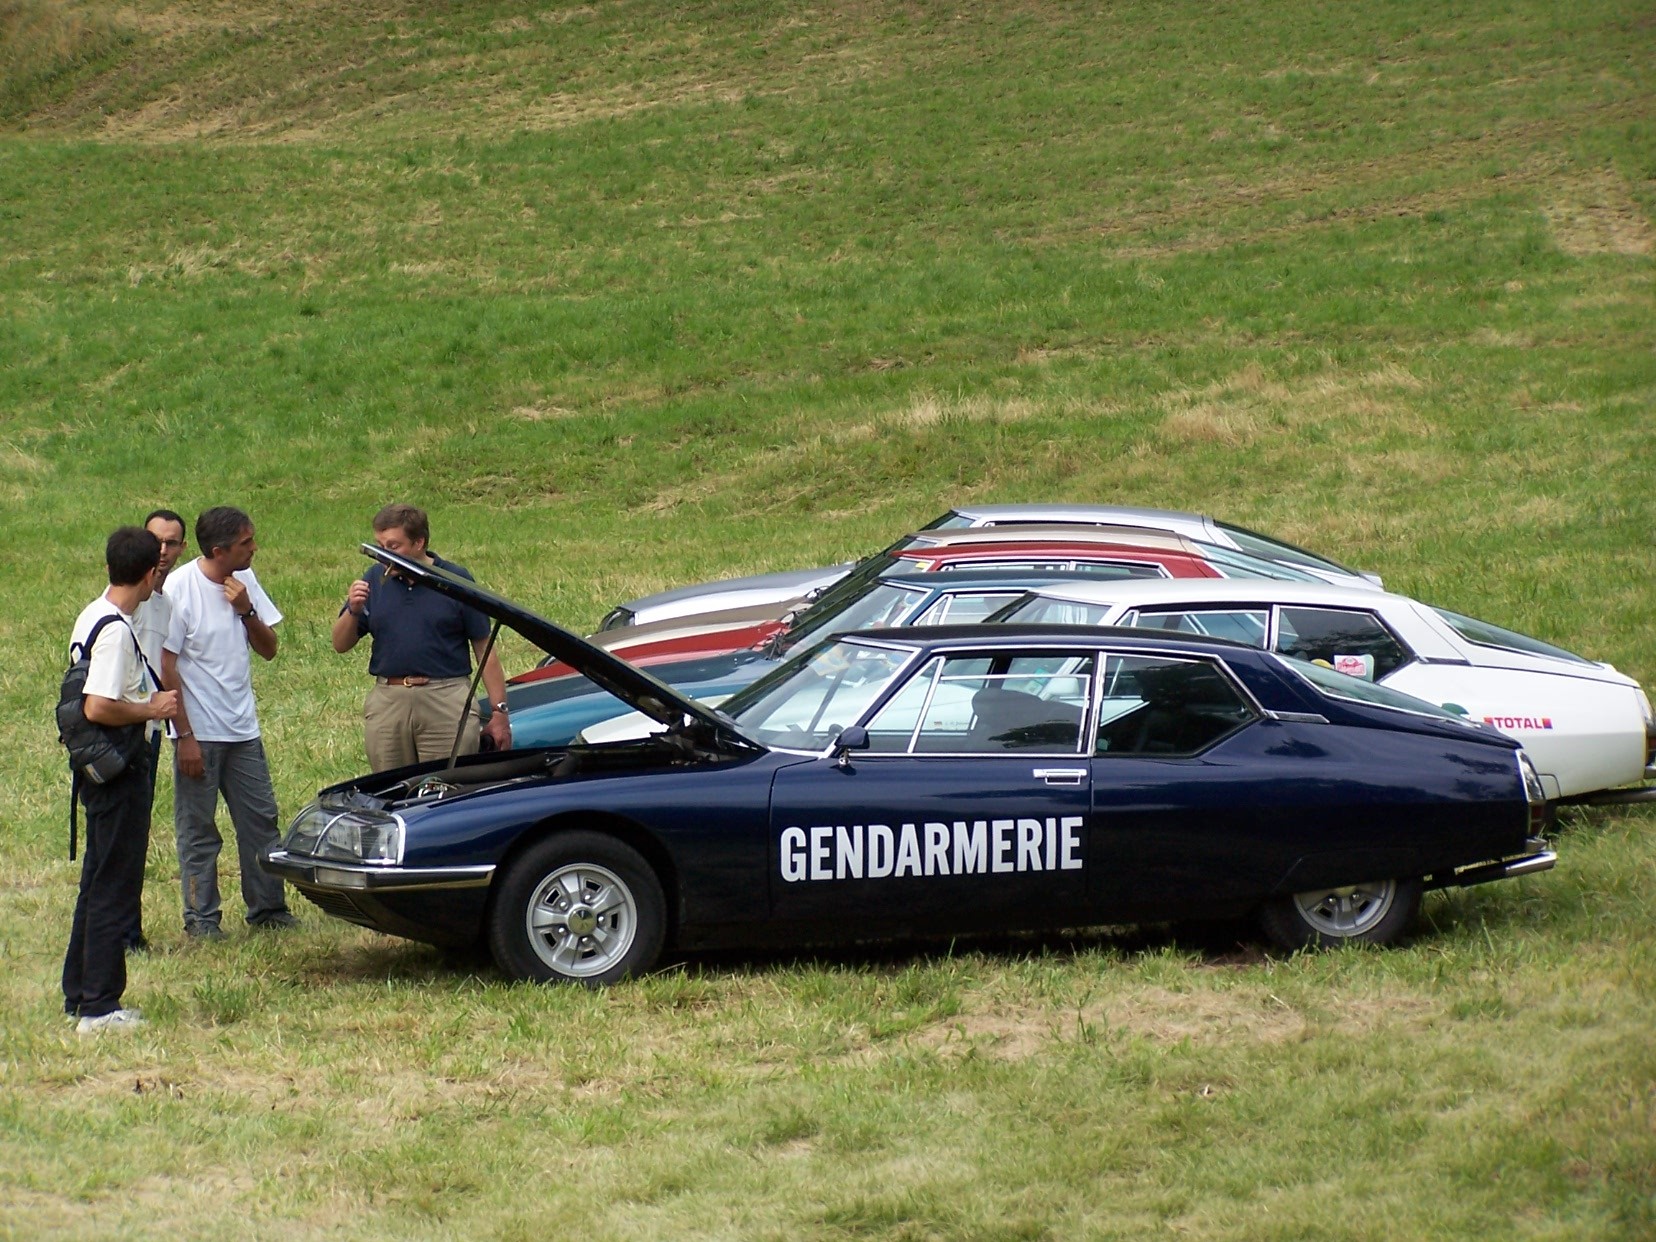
top-left (55, 614), bottom-right (157, 859)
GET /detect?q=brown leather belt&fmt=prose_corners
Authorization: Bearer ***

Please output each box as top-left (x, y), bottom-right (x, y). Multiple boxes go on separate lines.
top-left (377, 675), bottom-right (433, 687)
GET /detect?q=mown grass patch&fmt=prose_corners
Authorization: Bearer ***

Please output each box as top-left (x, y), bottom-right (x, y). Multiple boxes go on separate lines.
top-left (1, 1), bottom-right (1652, 1237)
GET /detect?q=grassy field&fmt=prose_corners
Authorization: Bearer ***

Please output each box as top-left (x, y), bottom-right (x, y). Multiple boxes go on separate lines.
top-left (2, 1), bottom-right (1653, 1237)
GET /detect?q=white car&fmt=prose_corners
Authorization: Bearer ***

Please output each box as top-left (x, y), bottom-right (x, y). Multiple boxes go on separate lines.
top-left (597, 504), bottom-right (1379, 630)
top-left (993, 578), bottom-right (1654, 802)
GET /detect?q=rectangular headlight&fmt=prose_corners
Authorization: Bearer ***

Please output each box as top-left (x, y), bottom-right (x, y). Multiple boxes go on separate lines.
top-left (284, 803), bottom-right (404, 865)
top-left (1516, 751), bottom-right (1545, 804)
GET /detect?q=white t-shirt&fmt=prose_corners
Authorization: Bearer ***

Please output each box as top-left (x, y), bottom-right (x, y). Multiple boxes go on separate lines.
top-left (164, 560), bottom-right (282, 743)
top-left (133, 589), bottom-right (171, 674)
top-left (70, 596), bottom-right (157, 737)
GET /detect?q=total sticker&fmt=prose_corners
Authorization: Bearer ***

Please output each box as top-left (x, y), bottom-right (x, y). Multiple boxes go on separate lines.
top-left (1482, 715), bottom-right (1554, 731)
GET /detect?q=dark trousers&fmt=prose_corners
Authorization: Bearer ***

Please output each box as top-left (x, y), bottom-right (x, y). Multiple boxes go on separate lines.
top-left (62, 743), bottom-right (154, 1019)
top-left (122, 731), bottom-right (161, 949)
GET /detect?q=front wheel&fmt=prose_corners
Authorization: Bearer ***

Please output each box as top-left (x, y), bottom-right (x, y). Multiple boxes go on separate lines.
top-left (489, 832), bottom-right (666, 985)
top-left (1258, 877), bottom-right (1422, 951)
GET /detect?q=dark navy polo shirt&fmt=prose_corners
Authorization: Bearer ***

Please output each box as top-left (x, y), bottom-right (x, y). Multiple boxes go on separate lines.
top-left (351, 554), bottom-right (490, 680)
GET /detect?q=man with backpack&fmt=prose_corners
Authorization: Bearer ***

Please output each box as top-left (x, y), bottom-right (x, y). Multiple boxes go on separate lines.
top-left (61, 527), bottom-right (179, 1033)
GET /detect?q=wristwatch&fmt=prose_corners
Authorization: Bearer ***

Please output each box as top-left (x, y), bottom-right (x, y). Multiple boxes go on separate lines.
top-left (492, 702), bottom-right (510, 714)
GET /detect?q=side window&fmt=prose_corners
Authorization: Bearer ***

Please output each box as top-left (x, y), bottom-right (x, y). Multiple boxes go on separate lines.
top-left (1124, 608), bottom-right (1269, 647)
top-left (1095, 655), bottom-right (1255, 756)
top-left (865, 652), bottom-right (1094, 754)
top-left (1273, 608), bottom-right (1411, 680)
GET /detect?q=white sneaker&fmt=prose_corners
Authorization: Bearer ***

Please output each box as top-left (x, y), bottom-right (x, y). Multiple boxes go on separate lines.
top-left (76, 1008), bottom-right (144, 1034)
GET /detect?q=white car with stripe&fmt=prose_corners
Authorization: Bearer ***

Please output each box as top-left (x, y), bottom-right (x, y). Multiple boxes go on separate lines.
top-left (995, 578), bottom-right (1653, 802)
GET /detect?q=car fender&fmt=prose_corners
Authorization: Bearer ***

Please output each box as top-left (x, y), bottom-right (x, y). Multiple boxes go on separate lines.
top-left (1384, 665), bottom-right (1645, 798)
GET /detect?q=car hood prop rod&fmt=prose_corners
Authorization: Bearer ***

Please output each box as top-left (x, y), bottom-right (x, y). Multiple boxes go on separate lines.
top-left (442, 620), bottom-right (502, 774)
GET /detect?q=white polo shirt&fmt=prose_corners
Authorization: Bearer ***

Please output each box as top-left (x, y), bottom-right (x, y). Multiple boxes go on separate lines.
top-left (164, 560), bottom-right (282, 743)
top-left (133, 589), bottom-right (171, 675)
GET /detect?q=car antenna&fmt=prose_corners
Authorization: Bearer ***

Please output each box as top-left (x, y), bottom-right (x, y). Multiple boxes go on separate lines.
top-left (444, 620), bottom-right (502, 772)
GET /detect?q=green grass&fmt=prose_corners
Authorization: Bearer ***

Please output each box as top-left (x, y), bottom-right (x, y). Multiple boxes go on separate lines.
top-left (1, 1), bottom-right (1653, 1237)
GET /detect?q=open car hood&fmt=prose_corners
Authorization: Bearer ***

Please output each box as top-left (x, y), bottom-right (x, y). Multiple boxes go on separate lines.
top-left (361, 545), bottom-right (754, 743)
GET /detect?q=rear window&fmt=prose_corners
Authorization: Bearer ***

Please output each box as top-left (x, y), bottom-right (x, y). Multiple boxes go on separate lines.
top-left (1431, 608), bottom-right (1594, 666)
top-left (1215, 522), bottom-right (1365, 578)
top-left (1281, 656), bottom-right (1473, 723)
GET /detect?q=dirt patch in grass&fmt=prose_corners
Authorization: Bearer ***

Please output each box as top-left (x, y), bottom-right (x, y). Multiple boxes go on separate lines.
top-left (913, 988), bottom-right (1302, 1060)
top-left (1543, 169), bottom-right (1654, 258)
top-left (61, 1054), bottom-right (600, 1121)
top-left (1154, 362), bottom-right (1431, 451)
top-left (910, 983), bottom-right (1442, 1061)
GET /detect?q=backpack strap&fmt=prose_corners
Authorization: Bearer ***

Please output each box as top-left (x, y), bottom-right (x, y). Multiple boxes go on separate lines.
top-left (68, 769), bottom-right (81, 862)
top-left (70, 613), bottom-right (123, 664)
top-left (121, 619), bottom-right (162, 693)
top-left (74, 612), bottom-right (160, 690)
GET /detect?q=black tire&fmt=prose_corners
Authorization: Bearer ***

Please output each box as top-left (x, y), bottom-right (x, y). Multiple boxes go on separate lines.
top-left (488, 831), bottom-right (666, 985)
top-left (1258, 876), bottom-right (1422, 951)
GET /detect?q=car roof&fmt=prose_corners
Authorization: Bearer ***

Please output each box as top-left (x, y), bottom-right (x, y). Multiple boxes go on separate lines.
top-left (835, 621), bottom-right (1262, 656)
top-left (1018, 577), bottom-right (1403, 610)
top-left (947, 503), bottom-right (1209, 529)
top-left (589, 600), bottom-right (789, 650)
top-left (874, 568), bottom-right (1140, 590)
top-left (909, 524), bottom-right (1199, 552)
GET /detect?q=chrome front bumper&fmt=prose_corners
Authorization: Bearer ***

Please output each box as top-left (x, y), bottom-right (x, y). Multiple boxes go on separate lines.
top-left (261, 848), bottom-right (495, 892)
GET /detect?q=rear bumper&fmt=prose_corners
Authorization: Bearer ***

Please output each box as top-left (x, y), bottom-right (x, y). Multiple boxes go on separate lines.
top-left (1555, 782), bottom-right (1656, 807)
top-left (1425, 839), bottom-right (1556, 891)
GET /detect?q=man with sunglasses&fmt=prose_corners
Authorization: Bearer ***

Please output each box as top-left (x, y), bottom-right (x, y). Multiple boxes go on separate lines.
top-left (122, 508), bottom-right (188, 952)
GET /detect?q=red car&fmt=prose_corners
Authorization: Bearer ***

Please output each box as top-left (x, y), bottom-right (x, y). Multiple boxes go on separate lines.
top-left (512, 526), bottom-right (1272, 688)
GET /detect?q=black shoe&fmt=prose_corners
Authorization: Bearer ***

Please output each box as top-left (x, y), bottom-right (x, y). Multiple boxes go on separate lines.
top-left (124, 935), bottom-right (151, 954)
top-left (185, 923), bottom-right (226, 941)
top-left (250, 912), bottom-right (299, 930)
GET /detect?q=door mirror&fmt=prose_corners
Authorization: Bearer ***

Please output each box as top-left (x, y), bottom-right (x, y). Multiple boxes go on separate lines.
top-left (833, 726), bottom-right (869, 767)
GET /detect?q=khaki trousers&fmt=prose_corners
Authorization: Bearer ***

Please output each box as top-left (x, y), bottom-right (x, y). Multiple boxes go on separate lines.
top-left (364, 678), bottom-right (480, 772)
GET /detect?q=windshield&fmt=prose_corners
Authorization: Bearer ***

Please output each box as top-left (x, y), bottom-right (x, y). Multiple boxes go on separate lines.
top-left (792, 535), bottom-right (929, 621)
top-left (784, 580), bottom-right (929, 650)
top-left (1215, 522), bottom-right (1365, 578)
top-left (1280, 656), bottom-right (1473, 722)
top-left (989, 594), bottom-right (1112, 626)
top-left (1431, 608), bottom-right (1594, 666)
top-left (723, 639), bottom-right (915, 750)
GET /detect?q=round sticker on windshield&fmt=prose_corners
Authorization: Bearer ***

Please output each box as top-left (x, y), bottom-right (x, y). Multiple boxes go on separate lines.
top-left (1333, 653), bottom-right (1376, 680)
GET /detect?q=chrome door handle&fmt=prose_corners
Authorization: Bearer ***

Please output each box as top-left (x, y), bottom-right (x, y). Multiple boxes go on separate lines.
top-left (1033, 768), bottom-right (1087, 786)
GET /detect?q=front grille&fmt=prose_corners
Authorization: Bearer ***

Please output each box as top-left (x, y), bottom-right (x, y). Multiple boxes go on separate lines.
top-left (296, 886), bottom-right (374, 927)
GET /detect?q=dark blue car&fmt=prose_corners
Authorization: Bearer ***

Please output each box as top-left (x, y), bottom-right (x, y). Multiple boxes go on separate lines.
top-left (263, 547), bottom-right (1556, 985)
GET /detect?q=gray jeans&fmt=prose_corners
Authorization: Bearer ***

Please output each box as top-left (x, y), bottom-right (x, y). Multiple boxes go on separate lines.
top-left (173, 737), bottom-right (289, 930)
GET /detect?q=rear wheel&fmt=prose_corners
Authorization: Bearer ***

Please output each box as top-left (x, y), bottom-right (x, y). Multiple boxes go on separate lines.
top-left (489, 832), bottom-right (665, 985)
top-left (1259, 877), bottom-right (1422, 950)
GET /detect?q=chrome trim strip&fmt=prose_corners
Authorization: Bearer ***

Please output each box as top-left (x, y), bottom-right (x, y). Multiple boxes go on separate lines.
top-left (265, 849), bottom-right (494, 891)
top-left (1267, 710), bottom-right (1330, 724)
